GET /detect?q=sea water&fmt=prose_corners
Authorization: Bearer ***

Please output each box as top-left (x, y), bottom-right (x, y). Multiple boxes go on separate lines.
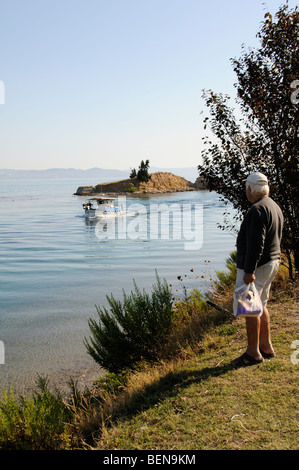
top-left (0, 179), bottom-right (237, 395)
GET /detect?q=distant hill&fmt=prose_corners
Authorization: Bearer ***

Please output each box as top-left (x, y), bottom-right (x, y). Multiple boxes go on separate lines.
top-left (0, 167), bottom-right (199, 182)
top-left (0, 168), bottom-right (129, 180)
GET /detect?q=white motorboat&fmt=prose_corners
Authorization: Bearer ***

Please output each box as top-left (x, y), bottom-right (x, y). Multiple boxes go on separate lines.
top-left (82, 197), bottom-right (124, 218)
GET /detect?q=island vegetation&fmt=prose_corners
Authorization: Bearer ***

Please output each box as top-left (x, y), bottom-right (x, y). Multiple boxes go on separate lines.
top-left (129, 159), bottom-right (151, 183)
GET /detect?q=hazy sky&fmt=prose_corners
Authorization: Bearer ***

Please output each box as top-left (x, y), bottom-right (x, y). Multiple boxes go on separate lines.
top-left (0, 0), bottom-right (296, 170)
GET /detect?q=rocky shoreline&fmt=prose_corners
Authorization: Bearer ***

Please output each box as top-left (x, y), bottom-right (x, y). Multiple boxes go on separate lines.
top-left (74, 172), bottom-right (206, 196)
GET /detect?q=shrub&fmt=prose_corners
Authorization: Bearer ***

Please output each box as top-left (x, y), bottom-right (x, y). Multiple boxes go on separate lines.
top-left (0, 376), bottom-right (71, 450)
top-left (213, 251), bottom-right (237, 293)
top-left (125, 182), bottom-right (137, 193)
top-left (84, 273), bottom-right (174, 373)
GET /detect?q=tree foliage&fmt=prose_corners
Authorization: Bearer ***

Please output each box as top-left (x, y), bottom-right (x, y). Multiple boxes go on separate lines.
top-left (130, 159), bottom-right (151, 182)
top-left (129, 167), bottom-right (137, 178)
top-left (198, 2), bottom-right (299, 278)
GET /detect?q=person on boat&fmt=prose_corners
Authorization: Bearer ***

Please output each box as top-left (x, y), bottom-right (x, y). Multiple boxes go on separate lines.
top-left (231, 172), bottom-right (284, 367)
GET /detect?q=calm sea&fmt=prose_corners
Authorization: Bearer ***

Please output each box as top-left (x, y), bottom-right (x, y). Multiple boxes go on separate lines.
top-left (0, 178), bottom-right (237, 395)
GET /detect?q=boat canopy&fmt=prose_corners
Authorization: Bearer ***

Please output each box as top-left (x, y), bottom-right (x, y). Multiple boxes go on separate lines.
top-left (87, 197), bottom-right (115, 204)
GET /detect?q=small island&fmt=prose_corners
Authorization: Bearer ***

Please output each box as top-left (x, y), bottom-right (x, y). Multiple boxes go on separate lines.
top-left (75, 172), bottom-right (194, 196)
top-left (74, 172), bottom-right (206, 197)
top-left (74, 161), bottom-right (206, 196)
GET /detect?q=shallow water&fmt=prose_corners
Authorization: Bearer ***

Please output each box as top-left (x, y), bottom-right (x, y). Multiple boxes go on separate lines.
top-left (0, 179), bottom-right (237, 395)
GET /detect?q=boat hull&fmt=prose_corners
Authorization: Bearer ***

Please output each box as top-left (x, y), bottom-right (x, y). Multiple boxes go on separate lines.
top-left (84, 208), bottom-right (123, 218)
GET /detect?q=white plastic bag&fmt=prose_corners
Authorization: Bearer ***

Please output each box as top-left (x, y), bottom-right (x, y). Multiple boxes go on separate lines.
top-left (233, 282), bottom-right (263, 318)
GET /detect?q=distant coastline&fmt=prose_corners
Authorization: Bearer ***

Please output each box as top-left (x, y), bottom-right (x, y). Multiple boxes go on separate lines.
top-left (0, 167), bottom-right (129, 180)
top-left (0, 166), bottom-right (199, 182)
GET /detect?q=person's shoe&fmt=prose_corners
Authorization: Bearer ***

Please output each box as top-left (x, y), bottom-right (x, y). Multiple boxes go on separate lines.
top-left (231, 352), bottom-right (264, 367)
top-left (260, 349), bottom-right (275, 359)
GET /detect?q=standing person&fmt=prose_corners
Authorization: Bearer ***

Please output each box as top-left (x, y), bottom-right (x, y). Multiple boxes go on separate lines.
top-left (231, 172), bottom-right (284, 367)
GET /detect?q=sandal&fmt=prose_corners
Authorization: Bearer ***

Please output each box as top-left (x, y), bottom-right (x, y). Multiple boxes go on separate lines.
top-left (231, 352), bottom-right (264, 367)
top-left (260, 349), bottom-right (275, 359)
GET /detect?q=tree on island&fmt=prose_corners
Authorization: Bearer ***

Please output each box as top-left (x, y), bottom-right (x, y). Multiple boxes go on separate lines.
top-left (198, 2), bottom-right (299, 279)
top-left (130, 159), bottom-right (151, 183)
top-left (129, 167), bottom-right (137, 178)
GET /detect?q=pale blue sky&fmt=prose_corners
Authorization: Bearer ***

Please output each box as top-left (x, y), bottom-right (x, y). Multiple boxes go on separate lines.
top-left (0, 0), bottom-right (296, 170)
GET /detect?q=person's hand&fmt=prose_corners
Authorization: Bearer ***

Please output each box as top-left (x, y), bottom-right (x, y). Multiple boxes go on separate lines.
top-left (243, 272), bottom-right (255, 284)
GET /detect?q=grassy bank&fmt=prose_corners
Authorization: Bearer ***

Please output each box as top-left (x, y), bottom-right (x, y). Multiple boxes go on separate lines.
top-left (0, 257), bottom-right (298, 450)
top-left (94, 295), bottom-right (298, 450)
